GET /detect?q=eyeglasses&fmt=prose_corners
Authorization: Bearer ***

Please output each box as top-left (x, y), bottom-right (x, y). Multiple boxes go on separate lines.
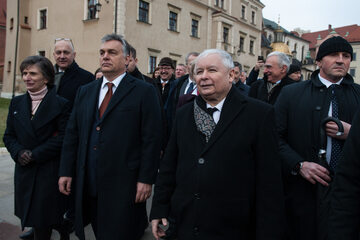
top-left (159, 66), bottom-right (173, 70)
top-left (55, 38), bottom-right (74, 49)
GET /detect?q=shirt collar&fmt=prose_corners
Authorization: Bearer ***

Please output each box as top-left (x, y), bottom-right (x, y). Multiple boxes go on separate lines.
top-left (318, 73), bottom-right (343, 88)
top-left (101, 72), bottom-right (126, 89)
top-left (206, 97), bottom-right (226, 112)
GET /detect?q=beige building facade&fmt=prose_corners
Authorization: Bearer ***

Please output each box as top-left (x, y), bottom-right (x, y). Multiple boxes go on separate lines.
top-left (2, 0), bottom-right (264, 97)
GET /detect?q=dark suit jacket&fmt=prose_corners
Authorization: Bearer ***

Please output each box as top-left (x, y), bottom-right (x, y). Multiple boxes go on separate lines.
top-left (150, 86), bottom-right (285, 240)
top-left (55, 61), bottom-right (94, 108)
top-left (3, 87), bottom-right (70, 228)
top-left (59, 74), bottom-right (162, 240)
top-left (329, 108), bottom-right (360, 240)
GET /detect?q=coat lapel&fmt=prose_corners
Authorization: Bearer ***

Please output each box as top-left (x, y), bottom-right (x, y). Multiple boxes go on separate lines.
top-left (100, 74), bottom-right (136, 120)
top-left (200, 87), bottom-right (247, 155)
top-left (13, 94), bottom-right (37, 139)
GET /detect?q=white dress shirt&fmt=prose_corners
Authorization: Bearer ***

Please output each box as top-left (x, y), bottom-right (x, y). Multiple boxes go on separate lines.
top-left (206, 98), bottom-right (226, 124)
top-left (318, 73), bottom-right (343, 163)
top-left (98, 73), bottom-right (126, 108)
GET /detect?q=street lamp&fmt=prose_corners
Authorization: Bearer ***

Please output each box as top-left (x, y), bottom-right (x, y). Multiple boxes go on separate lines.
top-left (95, 2), bottom-right (102, 12)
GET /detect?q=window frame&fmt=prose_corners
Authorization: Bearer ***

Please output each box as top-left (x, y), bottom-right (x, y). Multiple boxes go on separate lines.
top-left (38, 8), bottom-right (47, 30)
top-left (138, 0), bottom-right (150, 23)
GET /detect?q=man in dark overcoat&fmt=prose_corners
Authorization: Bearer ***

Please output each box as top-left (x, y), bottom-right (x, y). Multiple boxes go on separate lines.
top-left (249, 51), bottom-right (295, 105)
top-left (58, 34), bottom-right (162, 240)
top-left (53, 38), bottom-right (94, 108)
top-left (150, 49), bottom-right (285, 240)
top-left (275, 36), bottom-right (360, 240)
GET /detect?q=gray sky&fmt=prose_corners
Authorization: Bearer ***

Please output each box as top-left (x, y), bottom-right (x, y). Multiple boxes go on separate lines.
top-left (261, 0), bottom-right (360, 32)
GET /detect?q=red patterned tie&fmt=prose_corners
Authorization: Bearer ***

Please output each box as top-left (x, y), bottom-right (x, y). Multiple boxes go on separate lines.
top-left (99, 82), bottom-right (113, 118)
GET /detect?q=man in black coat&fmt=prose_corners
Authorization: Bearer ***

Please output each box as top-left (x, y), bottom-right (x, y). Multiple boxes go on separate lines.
top-left (249, 51), bottom-right (295, 105)
top-left (233, 61), bottom-right (250, 96)
top-left (154, 57), bottom-right (176, 104)
top-left (150, 49), bottom-right (285, 240)
top-left (275, 36), bottom-right (360, 240)
top-left (53, 38), bottom-right (94, 108)
top-left (58, 34), bottom-right (162, 240)
top-left (328, 108), bottom-right (360, 240)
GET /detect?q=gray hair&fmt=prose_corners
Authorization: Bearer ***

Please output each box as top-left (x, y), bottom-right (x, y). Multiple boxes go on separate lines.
top-left (267, 51), bottom-right (291, 73)
top-left (194, 49), bottom-right (234, 72)
top-left (185, 52), bottom-right (200, 65)
top-left (101, 34), bottom-right (127, 57)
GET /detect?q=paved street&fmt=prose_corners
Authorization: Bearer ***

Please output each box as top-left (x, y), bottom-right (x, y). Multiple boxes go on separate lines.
top-left (0, 149), bottom-right (155, 240)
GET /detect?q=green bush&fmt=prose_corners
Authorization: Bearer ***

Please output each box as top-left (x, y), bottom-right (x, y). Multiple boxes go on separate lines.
top-left (0, 98), bottom-right (11, 148)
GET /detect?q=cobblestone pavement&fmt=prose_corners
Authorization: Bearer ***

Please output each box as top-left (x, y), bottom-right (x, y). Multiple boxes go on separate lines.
top-left (0, 149), bottom-right (155, 240)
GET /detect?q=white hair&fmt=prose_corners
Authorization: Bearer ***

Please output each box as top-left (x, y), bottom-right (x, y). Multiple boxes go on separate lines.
top-left (194, 49), bottom-right (234, 72)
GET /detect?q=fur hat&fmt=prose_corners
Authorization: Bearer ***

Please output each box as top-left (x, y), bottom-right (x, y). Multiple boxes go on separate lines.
top-left (287, 64), bottom-right (301, 75)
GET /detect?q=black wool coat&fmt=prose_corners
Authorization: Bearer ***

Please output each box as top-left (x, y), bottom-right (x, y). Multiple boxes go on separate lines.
top-left (150, 86), bottom-right (285, 240)
top-left (249, 75), bottom-right (295, 105)
top-left (59, 74), bottom-right (162, 240)
top-left (3, 88), bottom-right (70, 228)
top-left (275, 70), bottom-right (360, 240)
top-left (55, 61), bottom-right (94, 108)
top-left (328, 108), bottom-right (360, 240)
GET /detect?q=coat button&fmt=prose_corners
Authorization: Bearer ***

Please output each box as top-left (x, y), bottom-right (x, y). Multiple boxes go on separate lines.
top-left (93, 145), bottom-right (97, 150)
top-left (193, 226), bottom-right (199, 235)
top-left (315, 106), bottom-right (321, 111)
top-left (96, 126), bottom-right (100, 131)
top-left (198, 158), bottom-right (205, 164)
top-left (320, 88), bottom-right (324, 92)
top-left (194, 193), bottom-right (200, 199)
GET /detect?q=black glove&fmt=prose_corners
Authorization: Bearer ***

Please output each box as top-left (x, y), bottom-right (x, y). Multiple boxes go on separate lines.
top-left (17, 149), bottom-right (33, 166)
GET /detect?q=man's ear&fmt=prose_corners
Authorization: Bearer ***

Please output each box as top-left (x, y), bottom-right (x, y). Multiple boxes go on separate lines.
top-left (228, 68), bottom-right (235, 83)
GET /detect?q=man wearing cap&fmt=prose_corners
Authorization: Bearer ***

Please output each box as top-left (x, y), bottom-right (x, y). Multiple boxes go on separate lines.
top-left (155, 57), bottom-right (176, 104)
top-left (287, 64), bottom-right (302, 82)
top-left (275, 36), bottom-right (360, 240)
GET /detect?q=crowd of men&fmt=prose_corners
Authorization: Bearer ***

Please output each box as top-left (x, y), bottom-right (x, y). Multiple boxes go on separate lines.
top-left (5, 34), bottom-right (360, 240)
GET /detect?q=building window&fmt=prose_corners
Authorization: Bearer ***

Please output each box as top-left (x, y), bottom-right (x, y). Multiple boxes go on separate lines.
top-left (250, 40), bottom-right (254, 54)
top-left (191, 19), bottom-right (199, 38)
top-left (353, 52), bottom-right (357, 61)
top-left (169, 11), bottom-right (178, 31)
top-left (215, 0), bottom-right (219, 6)
top-left (87, 0), bottom-right (98, 20)
top-left (350, 68), bottom-right (356, 77)
top-left (10, 18), bottom-right (14, 30)
top-left (7, 61), bottom-right (11, 72)
top-left (149, 56), bottom-right (157, 73)
top-left (268, 34), bottom-right (272, 43)
top-left (223, 27), bottom-right (229, 43)
top-left (138, 0), bottom-right (149, 23)
top-left (220, 0), bottom-right (224, 8)
top-left (39, 9), bottom-right (47, 29)
top-left (251, 11), bottom-right (255, 24)
top-left (301, 46), bottom-right (305, 61)
top-left (239, 36), bottom-right (244, 52)
top-left (294, 43), bottom-right (297, 52)
top-left (38, 51), bottom-right (45, 57)
top-left (241, 6), bottom-right (246, 19)
top-left (24, 16), bottom-right (28, 24)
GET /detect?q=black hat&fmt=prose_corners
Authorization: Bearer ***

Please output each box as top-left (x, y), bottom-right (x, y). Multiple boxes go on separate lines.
top-left (287, 64), bottom-right (301, 75)
top-left (316, 36), bottom-right (353, 61)
top-left (159, 57), bottom-right (175, 69)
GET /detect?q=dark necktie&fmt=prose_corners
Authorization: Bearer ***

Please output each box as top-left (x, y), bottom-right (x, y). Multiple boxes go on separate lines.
top-left (186, 82), bottom-right (194, 94)
top-left (329, 84), bottom-right (341, 170)
top-left (99, 82), bottom-right (113, 118)
top-left (206, 107), bottom-right (218, 119)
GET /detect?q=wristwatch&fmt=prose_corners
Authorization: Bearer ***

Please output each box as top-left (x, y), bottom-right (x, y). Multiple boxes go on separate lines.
top-left (291, 162), bottom-right (303, 175)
